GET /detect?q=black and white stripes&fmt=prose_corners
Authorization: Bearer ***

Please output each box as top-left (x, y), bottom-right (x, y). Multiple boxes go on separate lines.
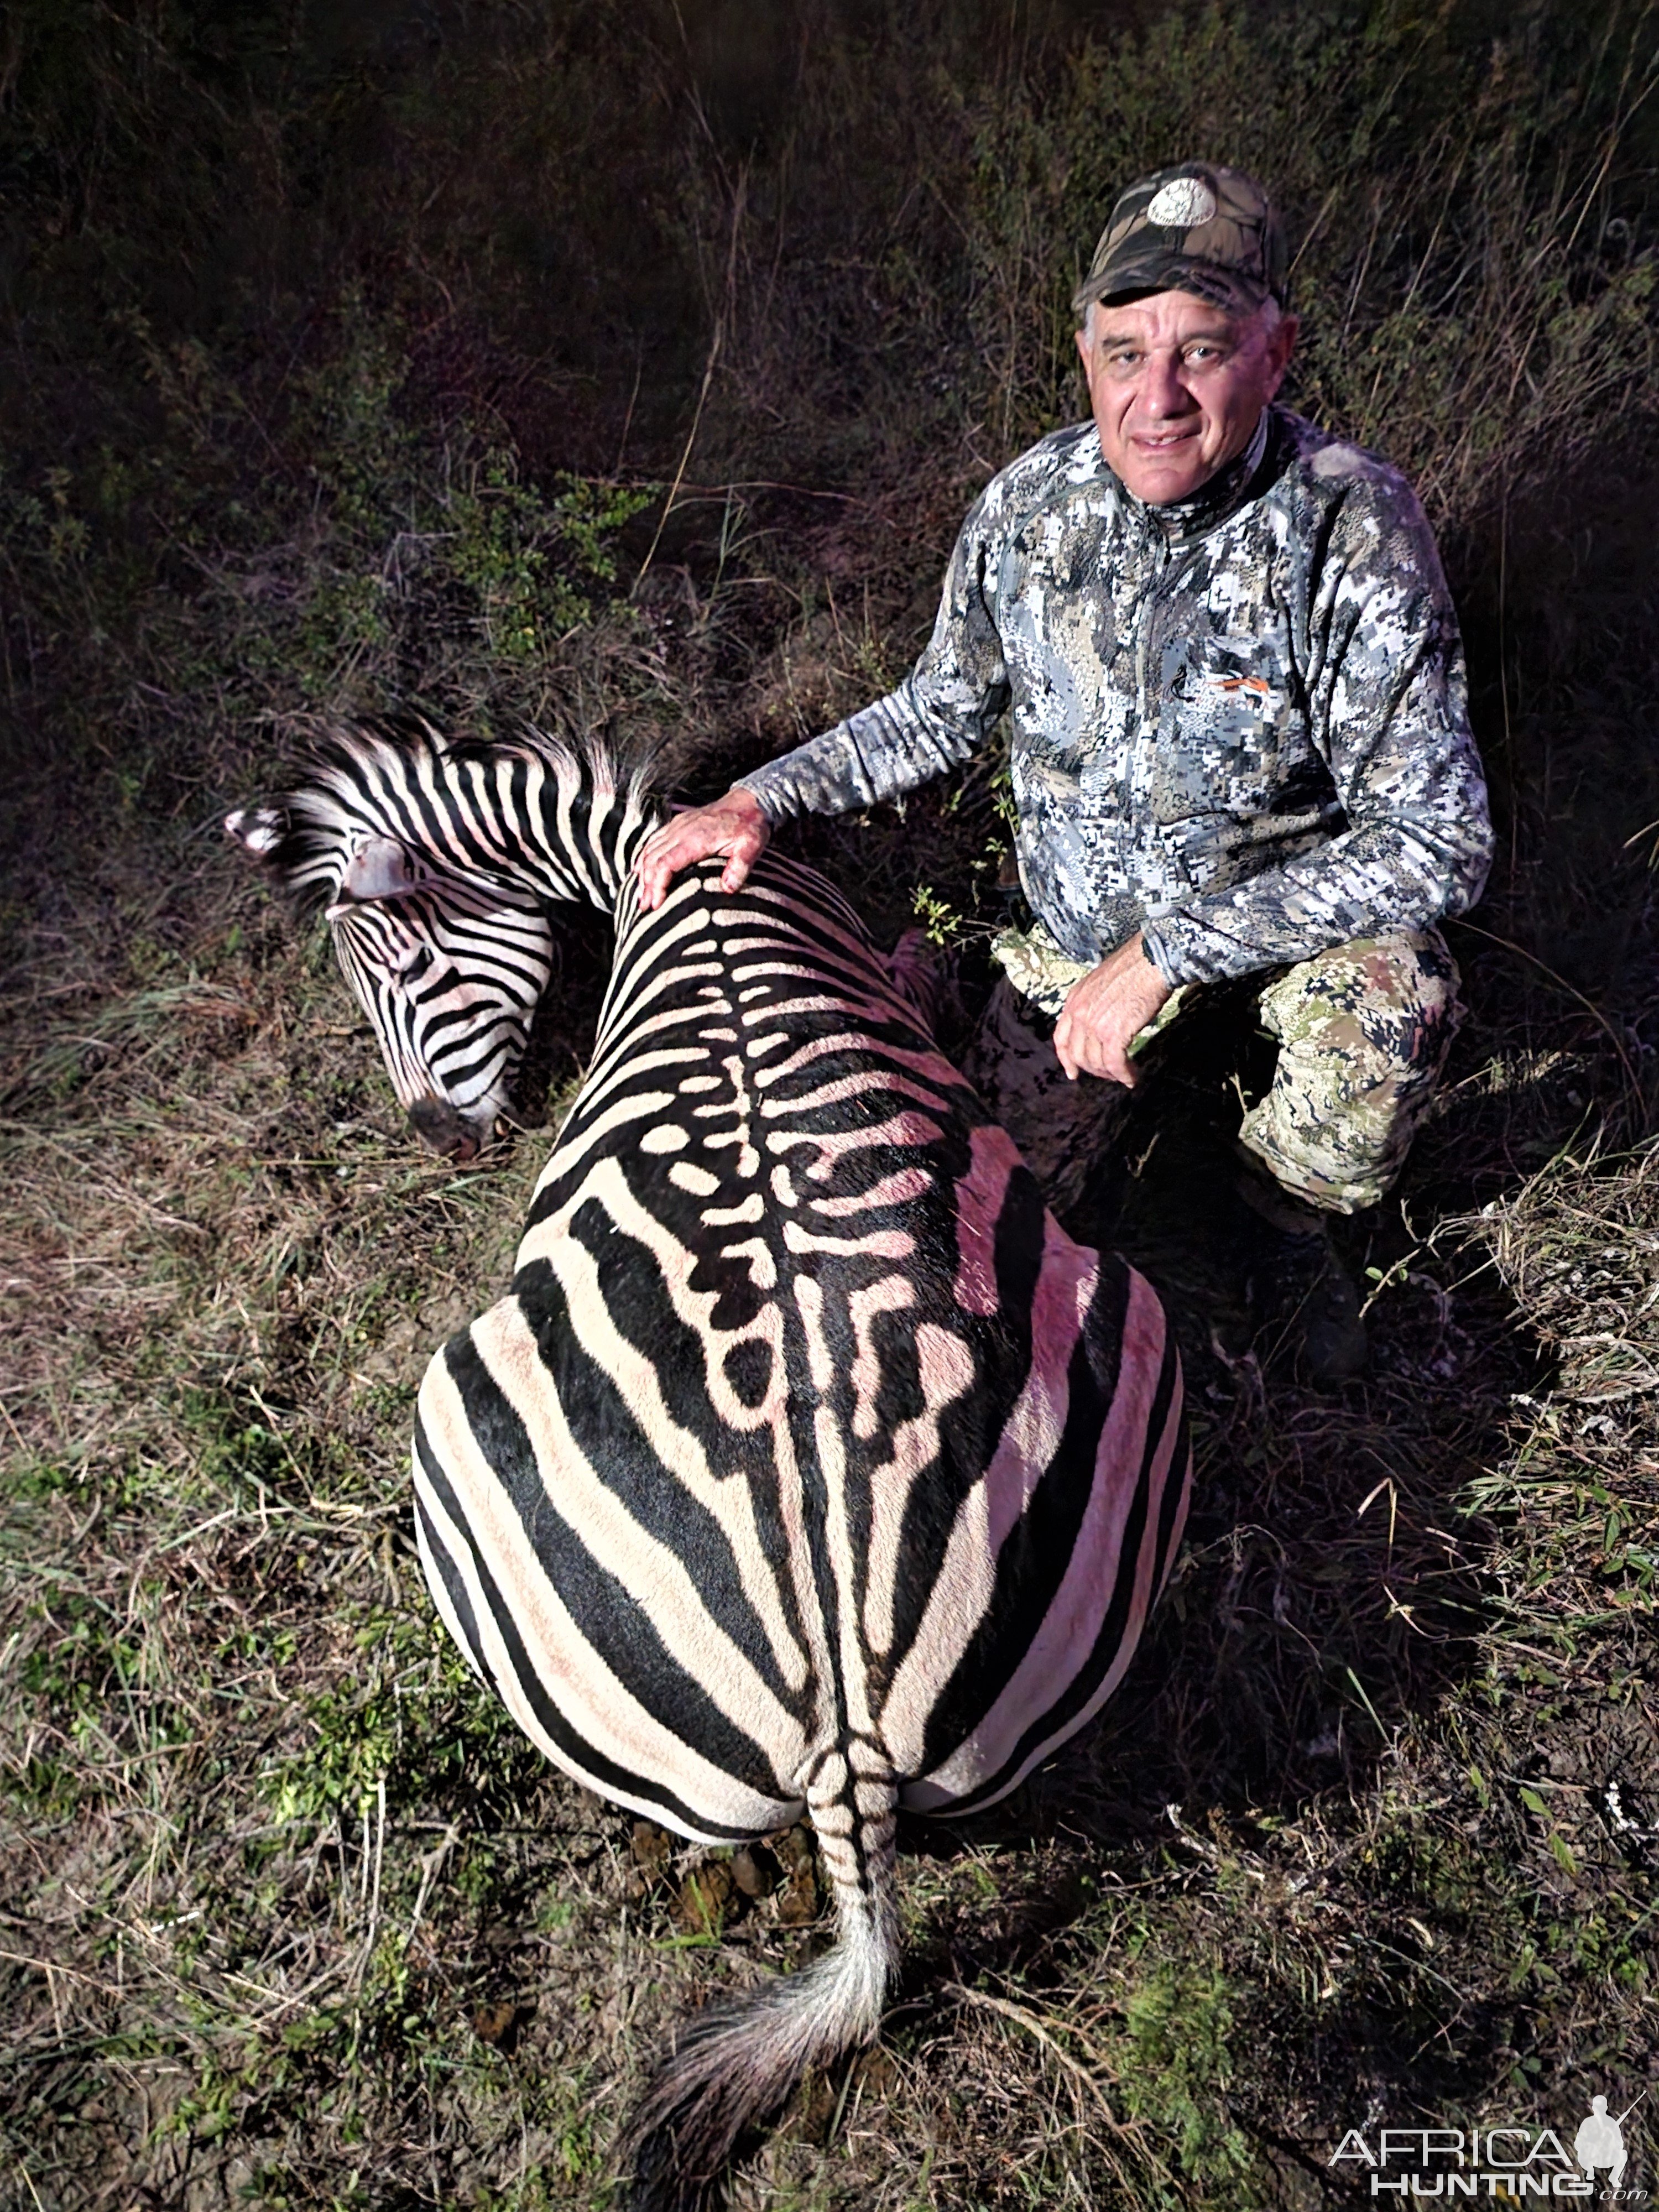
top-left (228, 721), bottom-right (1191, 2211)
top-left (226, 723), bottom-right (652, 1157)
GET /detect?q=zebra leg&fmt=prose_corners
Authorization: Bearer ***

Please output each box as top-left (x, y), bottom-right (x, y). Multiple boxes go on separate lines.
top-left (620, 1743), bottom-right (900, 2212)
top-left (882, 926), bottom-right (942, 1032)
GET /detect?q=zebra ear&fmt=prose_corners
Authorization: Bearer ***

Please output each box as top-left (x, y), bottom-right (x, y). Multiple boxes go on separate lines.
top-left (335, 835), bottom-right (419, 906)
top-left (224, 805), bottom-right (288, 859)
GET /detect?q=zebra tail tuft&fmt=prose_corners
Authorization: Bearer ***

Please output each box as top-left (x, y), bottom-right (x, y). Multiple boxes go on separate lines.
top-left (619, 1775), bottom-right (901, 2212)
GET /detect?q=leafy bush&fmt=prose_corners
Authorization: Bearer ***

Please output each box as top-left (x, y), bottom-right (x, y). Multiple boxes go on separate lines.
top-left (1115, 1965), bottom-right (1255, 2190)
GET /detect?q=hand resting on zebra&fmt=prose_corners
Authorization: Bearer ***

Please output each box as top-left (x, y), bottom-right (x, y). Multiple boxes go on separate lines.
top-left (226, 719), bottom-right (1192, 2212)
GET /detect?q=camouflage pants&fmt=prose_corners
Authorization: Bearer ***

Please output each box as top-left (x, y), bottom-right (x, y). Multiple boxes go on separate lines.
top-left (963, 927), bottom-right (1463, 1218)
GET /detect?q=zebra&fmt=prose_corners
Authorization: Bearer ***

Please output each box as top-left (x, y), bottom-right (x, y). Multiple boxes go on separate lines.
top-left (226, 718), bottom-right (1192, 2210)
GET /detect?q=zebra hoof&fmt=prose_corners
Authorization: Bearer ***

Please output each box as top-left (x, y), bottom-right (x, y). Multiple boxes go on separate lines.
top-left (408, 1096), bottom-right (480, 1160)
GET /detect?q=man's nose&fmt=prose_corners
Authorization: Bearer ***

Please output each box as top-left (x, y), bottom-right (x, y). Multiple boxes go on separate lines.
top-left (1138, 351), bottom-right (1194, 418)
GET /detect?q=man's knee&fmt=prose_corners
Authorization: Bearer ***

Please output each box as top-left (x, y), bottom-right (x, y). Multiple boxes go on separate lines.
top-left (1240, 929), bottom-right (1462, 1214)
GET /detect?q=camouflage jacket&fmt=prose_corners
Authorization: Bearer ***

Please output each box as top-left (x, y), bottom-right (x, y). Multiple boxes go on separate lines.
top-left (738, 406), bottom-right (1494, 986)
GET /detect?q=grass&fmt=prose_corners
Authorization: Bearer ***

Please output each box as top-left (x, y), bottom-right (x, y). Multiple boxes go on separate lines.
top-left (2, 0), bottom-right (1658, 2204)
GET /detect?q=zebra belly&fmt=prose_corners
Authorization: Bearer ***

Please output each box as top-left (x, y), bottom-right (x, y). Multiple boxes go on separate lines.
top-left (890, 1261), bottom-right (1191, 1815)
top-left (414, 1303), bottom-right (807, 1844)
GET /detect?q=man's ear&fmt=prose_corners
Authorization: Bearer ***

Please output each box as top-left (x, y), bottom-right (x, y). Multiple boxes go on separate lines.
top-left (224, 805), bottom-right (287, 858)
top-left (1266, 310), bottom-right (1300, 389)
top-left (335, 834), bottom-right (418, 905)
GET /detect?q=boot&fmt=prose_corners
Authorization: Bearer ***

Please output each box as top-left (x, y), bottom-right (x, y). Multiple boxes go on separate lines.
top-left (1233, 1165), bottom-right (1369, 1385)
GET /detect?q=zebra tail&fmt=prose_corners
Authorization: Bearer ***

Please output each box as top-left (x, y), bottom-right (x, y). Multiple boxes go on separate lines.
top-left (619, 1763), bottom-right (901, 2211)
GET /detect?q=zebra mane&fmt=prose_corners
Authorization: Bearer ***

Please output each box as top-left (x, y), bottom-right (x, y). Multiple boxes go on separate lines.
top-left (233, 715), bottom-right (666, 919)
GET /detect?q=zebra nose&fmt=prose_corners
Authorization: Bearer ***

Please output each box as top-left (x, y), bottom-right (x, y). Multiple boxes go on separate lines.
top-left (407, 1096), bottom-right (480, 1161)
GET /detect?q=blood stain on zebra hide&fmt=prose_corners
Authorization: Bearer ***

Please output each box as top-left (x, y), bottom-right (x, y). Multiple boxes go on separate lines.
top-left (227, 720), bottom-right (1193, 2212)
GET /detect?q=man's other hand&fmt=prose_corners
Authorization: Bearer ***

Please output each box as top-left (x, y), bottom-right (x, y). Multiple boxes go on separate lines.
top-left (636, 787), bottom-right (770, 910)
top-left (1052, 936), bottom-right (1172, 1086)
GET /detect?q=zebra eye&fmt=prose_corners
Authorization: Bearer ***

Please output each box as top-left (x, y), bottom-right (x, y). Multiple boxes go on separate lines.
top-left (336, 909), bottom-right (431, 983)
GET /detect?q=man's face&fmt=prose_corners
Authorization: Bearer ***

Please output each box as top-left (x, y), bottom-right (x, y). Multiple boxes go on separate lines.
top-left (1075, 289), bottom-right (1298, 504)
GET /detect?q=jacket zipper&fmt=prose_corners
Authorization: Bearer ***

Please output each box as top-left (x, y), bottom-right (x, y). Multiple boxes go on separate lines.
top-left (1131, 525), bottom-right (1203, 823)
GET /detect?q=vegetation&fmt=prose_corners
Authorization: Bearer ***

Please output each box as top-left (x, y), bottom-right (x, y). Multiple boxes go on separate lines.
top-left (2, 1), bottom-right (1656, 2204)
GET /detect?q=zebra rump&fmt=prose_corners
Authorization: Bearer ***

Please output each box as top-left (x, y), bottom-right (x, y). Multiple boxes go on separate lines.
top-left (227, 719), bottom-right (1192, 2210)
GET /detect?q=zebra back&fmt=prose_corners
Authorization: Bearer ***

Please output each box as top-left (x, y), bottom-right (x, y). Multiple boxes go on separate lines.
top-left (416, 842), bottom-right (1187, 1831)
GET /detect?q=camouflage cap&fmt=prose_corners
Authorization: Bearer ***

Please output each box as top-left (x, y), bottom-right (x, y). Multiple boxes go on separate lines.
top-left (1072, 162), bottom-right (1288, 320)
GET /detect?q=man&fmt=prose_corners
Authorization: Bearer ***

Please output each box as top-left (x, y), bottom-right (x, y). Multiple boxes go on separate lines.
top-left (638, 162), bottom-right (1494, 1380)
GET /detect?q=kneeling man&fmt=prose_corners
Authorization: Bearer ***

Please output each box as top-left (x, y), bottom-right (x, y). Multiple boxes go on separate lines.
top-left (639, 162), bottom-right (1494, 1379)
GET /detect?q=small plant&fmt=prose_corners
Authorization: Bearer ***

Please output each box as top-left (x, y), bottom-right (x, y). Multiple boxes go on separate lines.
top-left (912, 881), bottom-right (968, 946)
top-left (265, 1682), bottom-right (401, 1824)
top-left (450, 452), bottom-right (657, 654)
top-left (1113, 1965), bottom-right (1257, 2192)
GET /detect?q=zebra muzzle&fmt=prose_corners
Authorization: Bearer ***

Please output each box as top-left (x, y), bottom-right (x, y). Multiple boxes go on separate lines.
top-left (407, 1096), bottom-right (483, 1161)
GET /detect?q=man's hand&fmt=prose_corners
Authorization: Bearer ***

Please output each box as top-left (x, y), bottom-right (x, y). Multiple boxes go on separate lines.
top-left (1052, 936), bottom-right (1172, 1087)
top-left (636, 786), bottom-right (770, 910)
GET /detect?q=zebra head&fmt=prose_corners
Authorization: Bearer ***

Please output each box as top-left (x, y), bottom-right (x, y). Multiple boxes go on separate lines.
top-left (226, 722), bottom-right (658, 1160)
top-left (326, 860), bottom-right (552, 1162)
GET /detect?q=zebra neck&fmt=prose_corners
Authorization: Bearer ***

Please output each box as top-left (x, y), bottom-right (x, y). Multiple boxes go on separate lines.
top-left (513, 796), bottom-right (660, 916)
top-left (510, 752), bottom-right (662, 917)
top-left (406, 740), bottom-right (663, 917)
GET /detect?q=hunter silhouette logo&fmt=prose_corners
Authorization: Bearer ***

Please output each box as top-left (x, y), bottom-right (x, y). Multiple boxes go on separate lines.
top-left (1329, 2092), bottom-right (1646, 2198)
top-left (1576, 2096), bottom-right (1644, 2192)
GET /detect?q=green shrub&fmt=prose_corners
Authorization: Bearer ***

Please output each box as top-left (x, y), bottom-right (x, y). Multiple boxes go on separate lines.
top-left (1114, 1964), bottom-right (1258, 2192)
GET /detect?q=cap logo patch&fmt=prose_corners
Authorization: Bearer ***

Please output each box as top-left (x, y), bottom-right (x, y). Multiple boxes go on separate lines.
top-left (1146, 178), bottom-right (1217, 228)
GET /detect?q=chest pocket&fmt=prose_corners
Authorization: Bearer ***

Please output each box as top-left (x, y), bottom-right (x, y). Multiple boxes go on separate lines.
top-left (1147, 633), bottom-right (1298, 826)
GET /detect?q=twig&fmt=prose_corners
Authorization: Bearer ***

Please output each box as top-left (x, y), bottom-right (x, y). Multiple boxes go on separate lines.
top-left (351, 1778), bottom-right (388, 1991)
top-left (0, 1948), bottom-right (124, 1999)
top-left (659, 477), bottom-right (869, 507)
top-left (634, 172), bottom-right (748, 592)
top-left (945, 1982), bottom-right (1130, 2136)
top-left (612, 344), bottom-right (644, 478)
top-left (0, 1394), bottom-right (29, 1456)
top-left (405, 1822), bottom-right (459, 1949)
top-left (1453, 921), bottom-right (1641, 1098)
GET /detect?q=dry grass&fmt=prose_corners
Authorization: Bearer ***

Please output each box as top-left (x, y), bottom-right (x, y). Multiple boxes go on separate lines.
top-left (4, 874), bottom-right (1655, 2209)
